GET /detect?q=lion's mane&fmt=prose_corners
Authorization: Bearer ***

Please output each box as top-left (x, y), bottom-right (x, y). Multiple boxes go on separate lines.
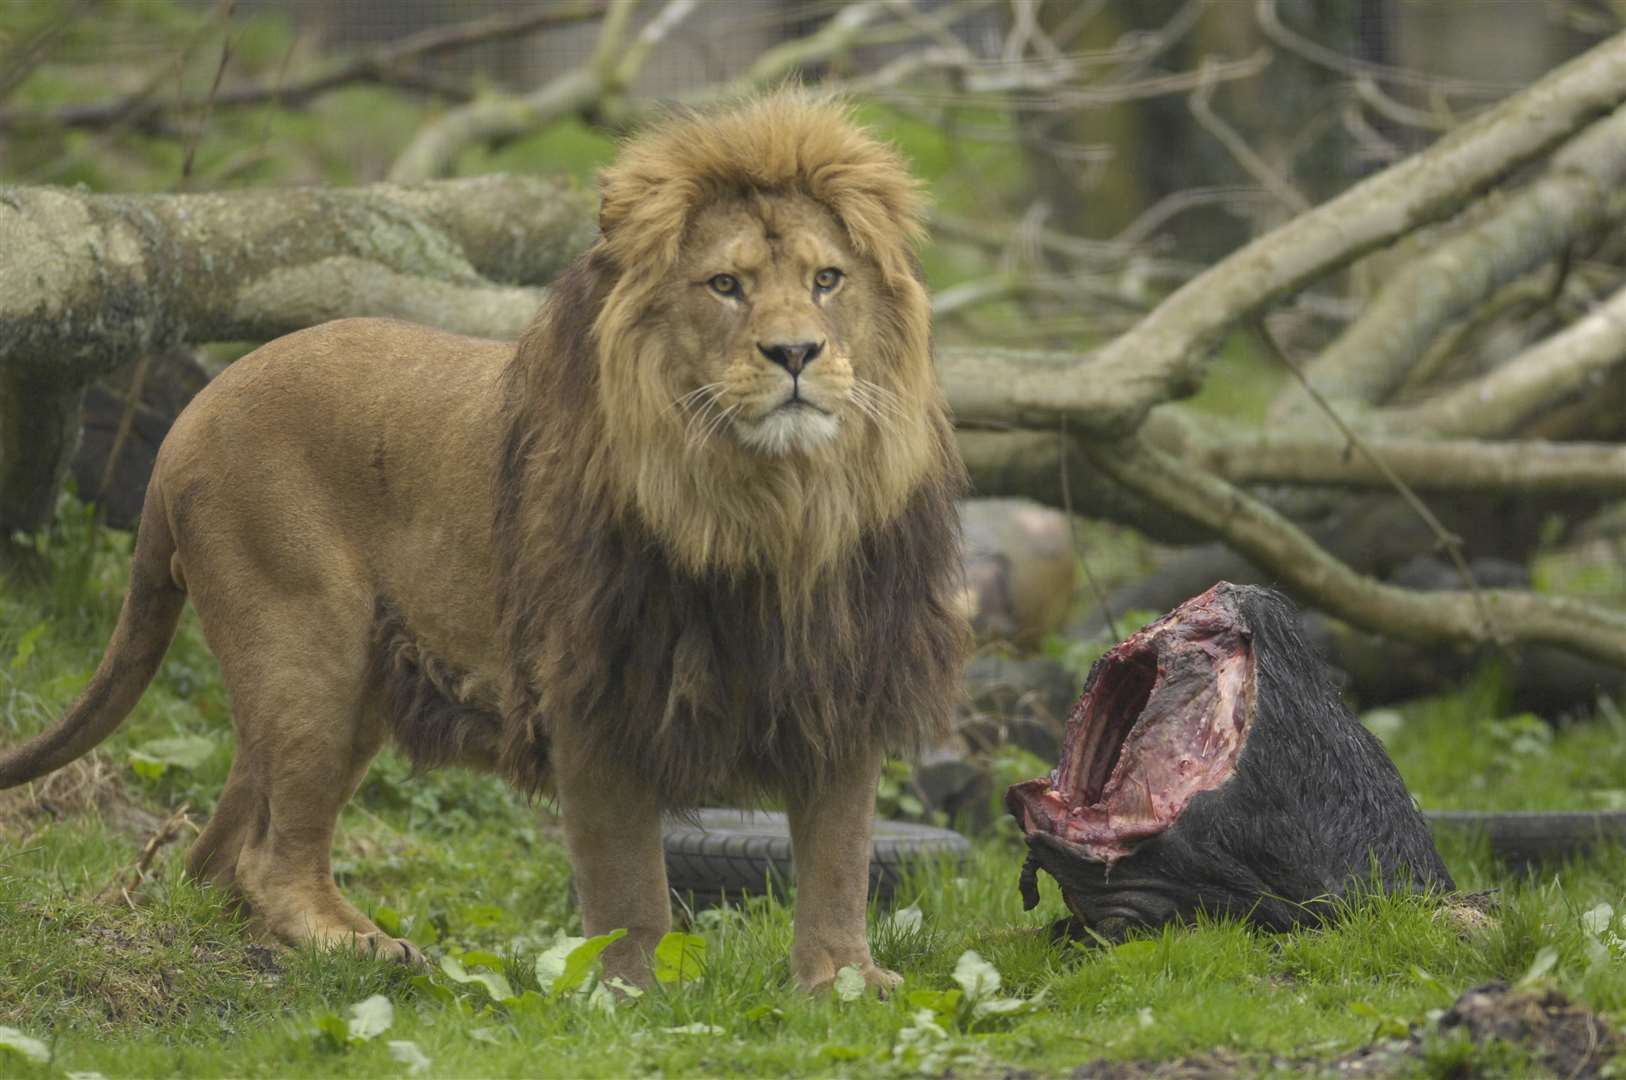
top-left (493, 93), bottom-right (970, 804)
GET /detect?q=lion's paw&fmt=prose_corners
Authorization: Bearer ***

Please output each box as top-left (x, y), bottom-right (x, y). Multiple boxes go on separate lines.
top-left (356, 931), bottom-right (427, 968)
top-left (794, 954), bottom-right (903, 997)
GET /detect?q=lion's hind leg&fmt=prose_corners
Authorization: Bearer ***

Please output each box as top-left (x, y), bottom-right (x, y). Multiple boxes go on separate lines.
top-left (187, 594), bottom-right (420, 965)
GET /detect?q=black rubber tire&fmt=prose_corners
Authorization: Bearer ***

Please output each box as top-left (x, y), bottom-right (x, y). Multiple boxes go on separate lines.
top-left (1427, 810), bottom-right (1626, 868)
top-left (663, 809), bottom-right (970, 909)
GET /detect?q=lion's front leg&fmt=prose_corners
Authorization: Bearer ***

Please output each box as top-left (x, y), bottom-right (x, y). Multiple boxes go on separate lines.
top-left (786, 747), bottom-right (901, 995)
top-left (554, 725), bottom-right (671, 988)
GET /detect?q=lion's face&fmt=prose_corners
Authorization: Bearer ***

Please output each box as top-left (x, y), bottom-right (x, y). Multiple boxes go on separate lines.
top-left (660, 194), bottom-right (893, 457)
top-left (573, 95), bottom-right (948, 580)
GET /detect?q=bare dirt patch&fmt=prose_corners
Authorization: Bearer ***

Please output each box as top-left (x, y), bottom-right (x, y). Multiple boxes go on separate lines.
top-left (1069, 981), bottom-right (1622, 1079)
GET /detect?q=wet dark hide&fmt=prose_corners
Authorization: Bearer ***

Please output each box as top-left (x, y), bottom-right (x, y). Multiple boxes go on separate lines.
top-left (1006, 583), bottom-right (1452, 939)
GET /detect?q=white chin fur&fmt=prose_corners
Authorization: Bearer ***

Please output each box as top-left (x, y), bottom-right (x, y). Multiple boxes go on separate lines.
top-left (735, 407), bottom-right (841, 455)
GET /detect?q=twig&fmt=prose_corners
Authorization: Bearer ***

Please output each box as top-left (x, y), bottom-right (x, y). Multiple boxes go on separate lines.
top-left (1251, 319), bottom-right (1502, 646)
top-left (0, 1), bottom-right (606, 133)
top-left (97, 351), bottom-right (158, 508)
top-left (1059, 420), bottom-right (1120, 641)
top-left (0, 0), bottom-right (100, 104)
top-left (1255, 0), bottom-right (1519, 96)
top-left (97, 802), bottom-right (197, 907)
top-left (1189, 57), bottom-right (1309, 214)
top-left (179, 8), bottom-right (235, 188)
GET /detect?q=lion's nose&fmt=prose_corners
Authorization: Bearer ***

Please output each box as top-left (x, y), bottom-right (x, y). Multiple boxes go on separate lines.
top-left (757, 340), bottom-right (823, 375)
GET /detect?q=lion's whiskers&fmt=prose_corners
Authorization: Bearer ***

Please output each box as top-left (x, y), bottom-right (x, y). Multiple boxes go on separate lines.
top-left (690, 400), bottom-right (741, 450)
top-left (671, 382), bottom-right (726, 416)
top-left (850, 379), bottom-right (906, 434)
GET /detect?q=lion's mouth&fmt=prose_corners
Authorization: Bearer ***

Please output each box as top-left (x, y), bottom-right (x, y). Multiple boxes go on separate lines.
top-left (735, 396), bottom-right (841, 454)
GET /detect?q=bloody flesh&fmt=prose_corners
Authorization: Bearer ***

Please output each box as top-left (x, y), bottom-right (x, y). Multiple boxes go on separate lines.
top-left (1006, 583), bottom-right (1453, 937)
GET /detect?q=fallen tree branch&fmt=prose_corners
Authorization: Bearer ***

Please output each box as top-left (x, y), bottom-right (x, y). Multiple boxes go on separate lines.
top-left (943, 31), bottom-right (1626, 437)
top-left (0, 175), bottom-right (594, 383)
top-left (1079, 434), bottom-right (1626, 666)
top-left (1198, 437), bottom-right (1626, 495)
top-left (388, 0), bottom-right (695, 183)
top-left (1381, 280), bottom-right (1626, 438)
top-left (1272, 102), bottom-right (1626, 422)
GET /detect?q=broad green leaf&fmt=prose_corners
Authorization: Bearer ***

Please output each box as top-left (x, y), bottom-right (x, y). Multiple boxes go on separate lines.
top-left (1582, 903), bottom-right (1615, 936)
top-left (973, 995), bottom-right (1032, 1019)
top-left (10, 623), bottom-right (43, 670)
top-left (888, 904), bottom-right (924, 933)
top-left (440, 955), bottom-right (514, 1001)
top-left (372, 905), bottom-right (403, 937)
top-left (505, 990), bottom-right (547, 1018)
top-left (950, 949), bottom-right (1001, 1000)
top-left (742, 1005), bottom-right (784, 1025)
top-left (553, 929), bottom-right (627, 995)
top-left (605, 976), bottom-right (645, 999)
top-left (461, 904), bottom-right (507, 929)
top-left (346, 995), bottom-right (394, 1042)
top-left (905, 988), bottom-right (961, 1018)
top-left (387, 1040), bottom-right (432, 1076)
top-left (0, 1026), bottom-right (50, 1064)
top-left (313, 1013), bottom-right (350, 1051)
top-left (128, 755), bottom-right (168, 782)
top-left (653, 932), bottom-right (706, 983)
top-left (129, 735), bottom-right (214, 779)
top-left (407, 975), bottom-right (454, 1005)
top-left (1112, 940), bottom-right (1160, 962)
top-left (535, 934), bottom-right (587, 989)
top-left (833, 964), bottom-right (867, 1002)
top-left (1518, 945), bottom-right (1559, 988)
top-left (586, 982), bottom-right (617, 1014)
top-left (460, 949), bottom-right (506, 972)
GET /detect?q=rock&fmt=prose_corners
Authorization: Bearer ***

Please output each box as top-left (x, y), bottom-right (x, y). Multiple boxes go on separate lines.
top-left (959, 498), bottom-right (1076, 649)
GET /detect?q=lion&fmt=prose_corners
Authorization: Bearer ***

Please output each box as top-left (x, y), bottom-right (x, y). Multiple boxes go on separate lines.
top-left (0, 91), bottom-right (970, 994)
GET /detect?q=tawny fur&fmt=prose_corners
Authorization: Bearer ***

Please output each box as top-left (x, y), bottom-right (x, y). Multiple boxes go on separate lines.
top-left (0, 91), bottom-right (970, 992)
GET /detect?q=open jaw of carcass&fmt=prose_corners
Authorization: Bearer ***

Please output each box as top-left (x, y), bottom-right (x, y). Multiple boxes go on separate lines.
top-left (1005, 585), bottom-right (1255, 865)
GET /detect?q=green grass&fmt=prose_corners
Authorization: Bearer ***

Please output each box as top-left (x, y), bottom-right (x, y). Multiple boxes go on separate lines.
top-left (4, 502), bottom-right (1626, 1077)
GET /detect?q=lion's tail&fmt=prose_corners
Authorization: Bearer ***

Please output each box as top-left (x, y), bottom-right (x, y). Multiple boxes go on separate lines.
top-left (0, 479), bottom-right (186, 788)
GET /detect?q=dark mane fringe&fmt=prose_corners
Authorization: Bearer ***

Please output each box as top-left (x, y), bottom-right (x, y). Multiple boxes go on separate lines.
top-left (491, 247), bottom-right (968, 805)
top-left (371, 598), bottom-right (503, 773)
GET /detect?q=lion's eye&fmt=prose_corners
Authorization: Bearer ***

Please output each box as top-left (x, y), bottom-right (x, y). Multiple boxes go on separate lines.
top-left (814, 267), bottom-right (843, 292)
top-left (709, 273), bottom-right (741, 297)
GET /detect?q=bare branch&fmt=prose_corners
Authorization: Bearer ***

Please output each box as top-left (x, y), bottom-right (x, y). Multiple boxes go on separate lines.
top-left (1199, 437), bottom-right (1626, 495)
top-left (1188, 57), bottom-right (1310, 213)
top-left (0, 0), bottom-right (100, 104)
top-left (1255, 0), bottom-right (1520, 96)
top-left (388, 0), bottom-right (690, 183)
top-left (1381, 280), bottom-right (1626, 438)
top-left (943, 31), bottom-right (1626, 436)
top-left (1273, 101), bottom-right (1626, 421)
top-left (1080, 434), bottom-right (1626, 666)
top-left (0, 2), bottom-right (606, 132)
